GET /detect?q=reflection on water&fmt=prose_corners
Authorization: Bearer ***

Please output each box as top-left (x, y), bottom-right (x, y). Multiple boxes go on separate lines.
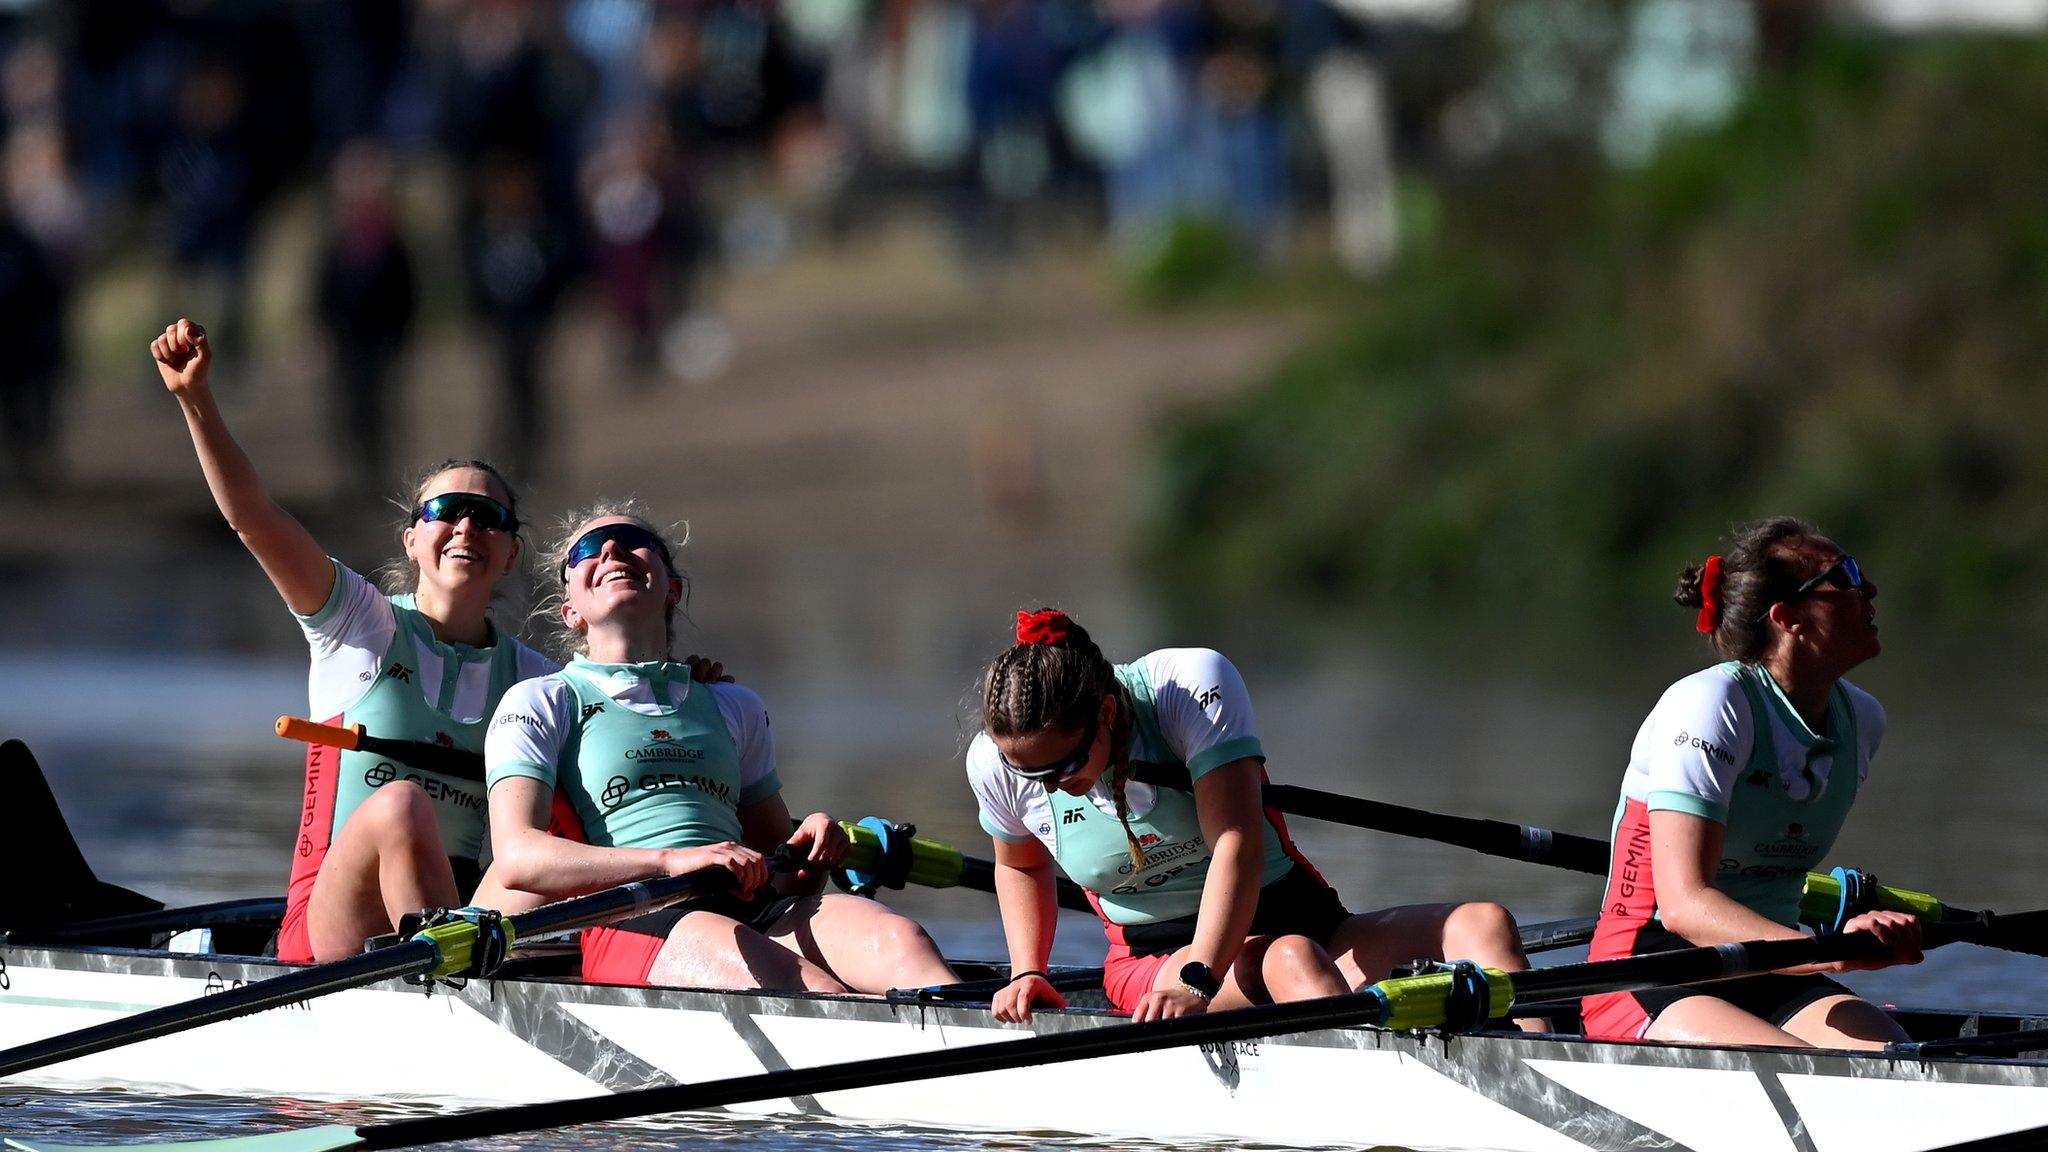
top-left (0, 1086), bottom-right (1219, 1152)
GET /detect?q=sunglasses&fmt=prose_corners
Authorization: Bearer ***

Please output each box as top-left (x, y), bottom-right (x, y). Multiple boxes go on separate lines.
top-left (1758, 555), bottom-right (1867, 623)
top-left (415, 492), bottom-right (518, 534)
top-left (560, 522), bottom-right (675, 584)
top-left (1789, 555), bottom-right (1866, 600)
top-left (999, 712), bottom-right (1100, 786)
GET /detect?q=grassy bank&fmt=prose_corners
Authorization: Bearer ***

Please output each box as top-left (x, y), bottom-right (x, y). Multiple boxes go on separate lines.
top-left (1144, 36), bottom-right (2048, 640)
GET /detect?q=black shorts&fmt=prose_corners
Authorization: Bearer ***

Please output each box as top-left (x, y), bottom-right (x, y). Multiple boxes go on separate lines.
top-left (1583, 923), bottom-right (1854, 1038)
top-left (1629, 971), bottom-right (1856, 1028)
top-left (606, 890), bottom-right (804, 942)
top-left (1117, 864), bottom-right (1352, 957)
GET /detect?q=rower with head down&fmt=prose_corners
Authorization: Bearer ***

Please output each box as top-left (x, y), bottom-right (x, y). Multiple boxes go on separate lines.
top-left (1583, 516), bottom-right (1921, 1049)
top-left (152, 318), bottom-right (558, 964)
top-left (473, 506), bottom-right (960, 992)
top-left (967, 609), bottom-right (1539, 1023)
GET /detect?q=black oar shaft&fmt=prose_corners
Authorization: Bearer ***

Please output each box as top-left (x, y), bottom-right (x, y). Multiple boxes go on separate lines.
top-left (953, 856), bottom-right (1094, 915)
top-left (0, 941), bottom-right (438, 1078)
top-left (1262, 784), bottom-right (1611, 875)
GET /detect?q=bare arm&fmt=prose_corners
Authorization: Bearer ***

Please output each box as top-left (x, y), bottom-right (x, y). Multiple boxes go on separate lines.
top-left (1650, 808), bottom-right (1919, 973)
top-left (152, 318), bottom-right (334, 615)
top-left (990, 834), bottom-right (1066, 1022)
top-left (1649, 808), bottom-right (1806, 947)
top-left (485, 776), bottom-right (768, 899)
top-left (1185, 757), bottom-right (1265, 980)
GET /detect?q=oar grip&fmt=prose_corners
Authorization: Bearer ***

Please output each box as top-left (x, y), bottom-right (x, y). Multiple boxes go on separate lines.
top-left (276, 716), bottom-right (365, 751)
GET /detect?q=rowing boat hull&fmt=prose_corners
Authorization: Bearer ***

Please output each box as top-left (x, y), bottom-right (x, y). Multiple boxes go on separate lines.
top-left (3, 943), bottom-right (2046, 1152)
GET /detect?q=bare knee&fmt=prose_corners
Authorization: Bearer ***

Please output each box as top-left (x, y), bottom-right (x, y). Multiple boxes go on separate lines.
top-left (351, 781), bottom-right (440, 845)
top-left (1257, 934), bottom-right (1346, 1000)
top-left (1443, 902), bottom-right (1523, 965)
top-left (870, 910), bottom-right (941, 957)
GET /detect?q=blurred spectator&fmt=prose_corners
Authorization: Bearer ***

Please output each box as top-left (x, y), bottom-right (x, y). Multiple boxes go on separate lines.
top-left (158, 57), bottom-right (253, 350)
top-left (580, 107), bottom-right (706, 378)
top-left (0, 210), bottom-right (64, 493)
top-left (462, 152), bottom-right (570, 484)
top-left (315, 139), bottom-right (416, 500)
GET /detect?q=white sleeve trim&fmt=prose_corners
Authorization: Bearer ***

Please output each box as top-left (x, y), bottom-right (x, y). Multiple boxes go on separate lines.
top-left (1633, 669), bottom-right (1752, 819)
top-left (965, 732), bottom-right (1037, 843)
top-left (1138, 648), bottom-right (1262, 778)
top-left (709, 682), bottom-right (778, 795)
top-left (486, 677), bottom-right (577, 787)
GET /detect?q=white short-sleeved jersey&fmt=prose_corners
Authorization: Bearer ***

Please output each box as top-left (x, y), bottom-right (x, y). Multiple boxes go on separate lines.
top-left (298, 560), bottom-right (557, 723)
top-left (967, 647), bottom-right (1262, 851)
top-left (485, 659), bottom-right (778, 823)
top-left (1619, 664), bottom-right (1883, 822)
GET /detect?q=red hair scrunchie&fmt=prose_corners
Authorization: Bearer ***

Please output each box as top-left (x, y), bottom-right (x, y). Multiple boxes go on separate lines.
top-left (1695, 555), bottom-right (1725, 635)
top-left (1016, 609), bottom-right (1072, 646)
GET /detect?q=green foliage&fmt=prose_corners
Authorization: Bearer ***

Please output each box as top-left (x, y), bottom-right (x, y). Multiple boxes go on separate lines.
top-left (1125, 215), bottom-right (1257, 305)
top-left (1144, 35), bottom-right (2048, 633)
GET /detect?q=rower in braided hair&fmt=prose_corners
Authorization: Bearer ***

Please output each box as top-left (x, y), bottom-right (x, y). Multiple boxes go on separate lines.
top-left (969, 608), bottom-right (1540, 1024)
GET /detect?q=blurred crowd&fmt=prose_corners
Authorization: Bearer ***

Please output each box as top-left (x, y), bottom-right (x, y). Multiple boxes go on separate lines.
top-left (0, 0), bottom-right (1409, 494)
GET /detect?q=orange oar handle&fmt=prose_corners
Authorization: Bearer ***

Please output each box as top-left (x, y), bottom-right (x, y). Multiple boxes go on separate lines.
top-left (275, 716), bottom-right (366, 752)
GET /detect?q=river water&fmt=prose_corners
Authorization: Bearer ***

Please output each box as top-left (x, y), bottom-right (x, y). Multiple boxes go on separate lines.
top-left (2, 615), bottom-right (2045, 1150)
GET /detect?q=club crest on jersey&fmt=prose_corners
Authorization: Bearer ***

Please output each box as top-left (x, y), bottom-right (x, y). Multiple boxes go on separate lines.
top-left (627, 728), bottom-right (705, 764)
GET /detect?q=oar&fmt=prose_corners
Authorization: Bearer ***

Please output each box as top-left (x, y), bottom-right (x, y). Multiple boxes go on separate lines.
top-left (0, 845), bottom-right (824, 1081)
top-left (2, 897), bottom-right (285, 946)
top-left (1132, 766), bottom-right (2032, 949)
top-left (278, 719), bottom-right (1098, 915)
top-left (1365, 910), bottom-right (2048, 1031)
top-left (275, 716), bottom-right (485, 783)
top-left (886, 966), bottom-right (1108, 1004)
top-left (837, 818), bottom-right (1093, 914)
top-left (21, 917), bottom-right (2043, 1152)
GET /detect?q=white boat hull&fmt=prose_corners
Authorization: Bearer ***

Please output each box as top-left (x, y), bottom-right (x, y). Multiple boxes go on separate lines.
top-left (4, 943), bottom-right (2047, 1152)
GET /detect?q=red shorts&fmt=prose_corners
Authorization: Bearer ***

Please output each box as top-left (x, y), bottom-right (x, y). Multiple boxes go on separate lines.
top-left (276, 893), bottom-right (314, 965)
top-left (579, 893), bottom-right (797, 986)
top-left (1098, 865), bottom-right (1350, 1013)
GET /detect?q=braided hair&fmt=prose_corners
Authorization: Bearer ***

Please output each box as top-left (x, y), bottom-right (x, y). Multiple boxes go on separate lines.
top-left (981, 608), bottom-right (1147, 870)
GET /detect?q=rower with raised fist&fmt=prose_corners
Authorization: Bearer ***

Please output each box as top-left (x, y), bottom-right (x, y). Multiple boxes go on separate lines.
top-left (152, 317), bottom-right (557, 963)
top-left (1583, 516), bottom-right (1922, 1049)
top-left (475, 505), bottom-right (960, 992)
top-left (966, 609), bottom-right (1536, 1023)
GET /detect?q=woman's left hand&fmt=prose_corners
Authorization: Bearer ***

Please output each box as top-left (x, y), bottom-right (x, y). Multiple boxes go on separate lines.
top-left (1130, 984), bottom-right (1212, 1023)
top-left (683, 653), bottom-right (734, 683)
top-left (786, 812), bottom-right (850, 872)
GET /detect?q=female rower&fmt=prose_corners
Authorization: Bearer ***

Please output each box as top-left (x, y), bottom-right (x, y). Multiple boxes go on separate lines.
top-left (1582, 517), bottom-right (1921, 1049)
top-left (476, 506), bottom-right (959, 992)
top-left (152, 317), bottom-right (556, 963)
top-left (969, 609), bottom-right (1537, 1023)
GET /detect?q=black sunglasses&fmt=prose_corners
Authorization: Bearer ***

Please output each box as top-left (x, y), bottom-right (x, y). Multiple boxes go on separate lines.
top-left (415, 492), bottom-right (518, 534)
top-left (999, 712), bottom-right (1100, 786)
top-left (1758, 555), bottom-right (1866, 623)
top-left (560, 522), bottom-right (675, 584)
top-left (1789, 555), bottom-right (1865, 600)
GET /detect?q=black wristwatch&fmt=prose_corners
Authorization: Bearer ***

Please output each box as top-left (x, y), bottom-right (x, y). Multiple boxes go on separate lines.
top-left (1178, 961), bottom-right (1221, 1000)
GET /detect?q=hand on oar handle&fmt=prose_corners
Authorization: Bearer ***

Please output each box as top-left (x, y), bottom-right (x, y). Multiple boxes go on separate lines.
top-left (661, 841), bottom-right (769, 898)
top-left (1819, 909), bottom-right (1924, 972)
top-left (992, 970), bottom-right (1066, 1024)
top-left (785, 812), bottom-right (850, 874)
